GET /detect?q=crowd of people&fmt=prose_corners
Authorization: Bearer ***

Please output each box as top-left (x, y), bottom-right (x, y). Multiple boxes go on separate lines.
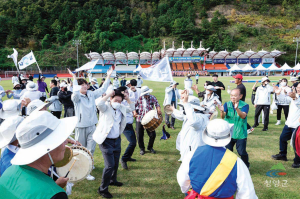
top-left (0, 69), bottom-right (299, 199)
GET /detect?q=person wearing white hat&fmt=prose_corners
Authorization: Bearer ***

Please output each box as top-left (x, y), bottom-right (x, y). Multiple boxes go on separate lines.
top-left (113, 76), bottom-right (120, 89)
top-left (46, 79), bottom-right (62, 119)
top-left (252, 76), bottom-right (274, 131)
top-left (94, 89), bottom-right (134, 198)
top-left (136, 75), bottom-right (143, 88)
top-left (0, 116), bottom-right (24, 176)
top-left (0, 111), bottom-right (77, 198)
top-left (133, 85), bottom-right (161, 155)
top-left (0, 99), bottom-right (22, 124)
top-left (177, 119), bottom-right (258, 199)
top-left (6, 82), bottom-right (23, 99)
top-left (120, 76), bottom-right (126, 87)
top-left (184, 74), bottom-right (193, 93)
top-left (274, 78), bottom-right (292, 125)
top-left (89, 78), bottom-right (99, 91)
top-left (26, 99), bottom-right (51, 116)
top-left (163, 81), bottom-right (180, 129)
top-left (21, 81), bottom-right (43, 102)
top-left (290, 76), bottom-right (299, 92)
top-left (217, 88), bottom-right (250, 168)
top-left (200, 85), bottom-right (221, 115)
top-left (166, 90), bottom-right (209, 161)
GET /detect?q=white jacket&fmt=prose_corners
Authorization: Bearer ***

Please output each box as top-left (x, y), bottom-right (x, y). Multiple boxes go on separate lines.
top-left (254, 85), bottom-right (274, 105)
top-left (277, 94), bottom-right (300, 128)
top-left (171, 103), bottom-right (209, 161)
top-left (137, 79), bottom-right (143, 87)
top-left (177, 148), bottom-right (258, 199)
top-left (276, 86), bottom-right (292, 105)
top-left (163, 86), bottom-right (180, 107)
top-left (113, 79), bottom-right (119, 89)
top-left (93, 99), bottom-right (135, 144)
top-left (200, 93), bottom-right (221, 113)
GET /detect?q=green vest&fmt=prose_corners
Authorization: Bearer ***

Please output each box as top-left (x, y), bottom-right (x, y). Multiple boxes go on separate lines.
top-left (224, 100), bottom-right (248, 139)
top-left (0, 165), bottom-right (66, 199)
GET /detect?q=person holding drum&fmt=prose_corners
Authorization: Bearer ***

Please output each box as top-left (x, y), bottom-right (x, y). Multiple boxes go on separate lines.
top-left (133, 86), bottom-right (162, 155)
top-left (93, 88), bottom-right (135, 198)
top-left (0, 111), bottom-right (78, 199)
top-left (163, 81), bottom-right (180, 129)
top-left (165, 90), bottom-right (209, 161)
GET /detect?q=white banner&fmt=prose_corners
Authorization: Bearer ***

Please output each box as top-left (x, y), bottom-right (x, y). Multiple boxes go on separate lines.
top-left (7, 48), bottom-right (18, 68)
top-left (18, 52), bottom-right (37, 69)
top-left (134, 56), bottom-right (173, 82)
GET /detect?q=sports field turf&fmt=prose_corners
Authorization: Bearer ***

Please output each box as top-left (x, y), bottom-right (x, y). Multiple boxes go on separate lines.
top-left (1, 76), bottom-right (299, 199)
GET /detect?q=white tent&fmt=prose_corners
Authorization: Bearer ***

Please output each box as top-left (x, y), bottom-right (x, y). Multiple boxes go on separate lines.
top-left (293, 63), bottom-right (300, 70)
top-left (281, 63), bottom-right (292, 71)
top-left (242, 63), bottom-right (254, 71)
top-left (255, 63), bottom-right (268, 71)
top-left (268, 63), bottom-right (281, 71)
top-left (229, 64), bottom-right (242, 71)
top-left (75, 59), bottom-right (99, 72)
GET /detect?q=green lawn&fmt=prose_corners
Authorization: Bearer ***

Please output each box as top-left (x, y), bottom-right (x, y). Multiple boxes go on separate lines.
top-left (1, 76), bottom-right (300, 199)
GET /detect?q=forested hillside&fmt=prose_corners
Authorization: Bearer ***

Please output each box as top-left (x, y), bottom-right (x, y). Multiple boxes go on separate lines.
top-left (0, 0), bottom-right (300, 70)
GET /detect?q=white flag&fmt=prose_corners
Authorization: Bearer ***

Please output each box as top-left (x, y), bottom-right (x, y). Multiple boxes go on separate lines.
top-left (7, 48), bottom-right (18, 68)
top-left (134, 56), bottom-right (173, 82)
top-left (18, 51), bottom-right (37, 69)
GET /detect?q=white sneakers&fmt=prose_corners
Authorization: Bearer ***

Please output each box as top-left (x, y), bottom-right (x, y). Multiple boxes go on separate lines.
top-left (275, 120), bottom-right (281, 125)
top-left (86, 174), bottom-right (95, 181)
top-left (247, 128), bottom-right (255, 134)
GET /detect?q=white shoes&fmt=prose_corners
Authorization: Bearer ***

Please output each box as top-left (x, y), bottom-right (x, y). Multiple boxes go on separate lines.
top-left (275, 120), bottom-right (281, 125)
top-left (247, 128), bottom-right (255, 134)
top-left (86, 174), bottom-right (95, 181)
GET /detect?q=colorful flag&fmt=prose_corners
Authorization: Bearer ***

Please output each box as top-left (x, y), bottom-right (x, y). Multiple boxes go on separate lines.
top-left (18, 51), bottom-right (37, 69)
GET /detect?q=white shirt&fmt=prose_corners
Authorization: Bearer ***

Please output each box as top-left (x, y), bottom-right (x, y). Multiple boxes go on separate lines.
top-left (107, 109), bottom-right (122, 138)
top-left (254, 85), bottom-right (274, 105)
top-left (200, 93), bottom-right (221, 114)
top-left (177, 148), bottom-right (258, 199)
top-left (21, 90), bottom-right (42, 101)
top-left (277, 86), bottom-right (292, 105)
top-left (285, 96), bottom-right (300, 128)
top-left (12, 76), bottom-right (19, 84)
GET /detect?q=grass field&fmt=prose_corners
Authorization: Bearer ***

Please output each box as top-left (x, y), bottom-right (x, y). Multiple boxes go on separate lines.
top-left (1, 76), bottom-right (300, 199)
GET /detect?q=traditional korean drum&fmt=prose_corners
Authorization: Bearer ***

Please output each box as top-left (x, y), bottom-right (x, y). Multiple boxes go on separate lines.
top-left (56, 146), bottom-right (93, 183)
top-left (54, 146), bottom-right (73, 167)
top-left (141, 110), bottom-right (163, 132)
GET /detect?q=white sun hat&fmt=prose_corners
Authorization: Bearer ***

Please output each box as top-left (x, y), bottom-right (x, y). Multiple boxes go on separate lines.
top-left (261, 76), bottom-right (270, 83)
top-left (178, 95), bottom-right (205, 111)
top-left (140, 86), bottom-right (153, 96)
top-left (0, 99), bottom-right (21, 119)
top-left (91, 78), bottom-right (98, 84)
top-left (13, 82), bottom-right (21, 89)
top-left (202, 119), bottom-right (234, 147)
top-left (290, 77), bottom-right (298, 81)
top-left (126, 80), bottom-right (131, 86)
top-left (170, 81), bottom-right (179, 86)
top-left (206, 85), bottom-right (216, 92)
top-left (27, 99), bottom-right (52, 116)
top-left (26, 81), bottom-right (38, 91)
top-left (0, 116), bottom-right (24, 148)
top-left (11, 111), bottom-right (77, 165)
top-left (59, 82), bottom-right (67, 88)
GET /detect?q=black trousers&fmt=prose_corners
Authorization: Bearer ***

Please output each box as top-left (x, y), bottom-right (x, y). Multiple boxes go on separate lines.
top-left (279, 125), bottom-right (300, 164)
top-left (254, 105), bottom-right (270, 129)
top-left (136, 121), bottom-right (156, 150)
top-left (165, 101), bottom-right (176, 127)
top-left (277, 105), bottom-right (289, 120)
top-left (51, 111), bottom-right (61, 119)
top-left (226, 138), bottom-right (250, 168)
top-left (122, 124), bottom-right (137, 161)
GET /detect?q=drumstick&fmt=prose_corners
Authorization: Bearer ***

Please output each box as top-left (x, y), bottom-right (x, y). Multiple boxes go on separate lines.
top-left (65, 157), bottom-right (79, 178)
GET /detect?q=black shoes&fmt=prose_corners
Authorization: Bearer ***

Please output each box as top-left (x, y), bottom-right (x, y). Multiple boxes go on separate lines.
top-left (121, 159), bottom-right (128, 170)
top-left (167, 123), bottom-right (171, 128)
top-left (252, 124), bottom-right (259, 128)
top-left (140, 149), bottom-right (145, 155)
top-left (272, 154), bottom-right (288, 161)
top-left (98, 189), bottom-right (113, 198)
top-left (262, 128), bottom-right (268, 131)
top-left (128, 158), bottom-right (136, 162)
top-left (292, 163), bottom-right (300, 168)
top-left (148, 148), bottom-right (156, 154)
top-left (110, 181), bottom-right (123, 187)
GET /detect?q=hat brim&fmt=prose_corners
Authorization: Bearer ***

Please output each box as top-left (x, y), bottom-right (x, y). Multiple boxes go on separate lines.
top-left (29, 102), bottom-right (52, 116)
top-left (0, 134), bottom-right (16, 148)
top-left (26, 84), bottom-right (38, 91)
top-left (140, 89), bottom-right (153, 96)
top-left (202, 124), bottom-right (234, 147)
top-left (207, 88), bottom-right (216, 91)
top-left (11, 116), bottom-right (77, 165)
top-left (13, 84), bottom-right (21, 89)
top-left (178, 102), bottom-right (205, 111)
top-left (0, 109), bottom-right (20, 119)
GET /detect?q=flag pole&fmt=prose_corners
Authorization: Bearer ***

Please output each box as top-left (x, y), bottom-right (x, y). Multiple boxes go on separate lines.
top-left (32, 51), bottom-right (42, 73)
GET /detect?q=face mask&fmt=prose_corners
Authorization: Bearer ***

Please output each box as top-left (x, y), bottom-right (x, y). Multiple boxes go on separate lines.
top-left (265, 82), bottom-right (269, 85)
top-left (138, 78), bottom-right (140, 79)
top-left (111, 102), bottom-right (121, 110)
top-left (205, 90), bottom-right (211, 94)
top-left (280, 82), bottom-right (287, 87)
top-left (15, 87), bottom-right (20, 90)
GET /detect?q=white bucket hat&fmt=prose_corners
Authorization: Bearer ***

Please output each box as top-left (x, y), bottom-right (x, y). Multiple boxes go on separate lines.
top-left (126, 80), bottom-right (131, 86)
top-left (170, 81), bottom-right (179, 86)
top-left (59, 82), bottom-right (67, 88)
top-left (0, 116), bottom-right (24, 148)
top-left (26, 81), bottom-right (38, 91)
top-left (13, 82), bottom-right (21, 89)
top-left (91, 78), bottom-right (98, 84)
top-left (137, 75), bottom-right (141, 78)
top-left (0, 100), bottom-right (21, 119)
top-left (178, 95), bottom-right (205, 111)
top-left (261, 77), bottom-right (269, 83)
top-left (206, 85), bottom-right (216, 92)
top-left (202, 119), bottom-right (234, 147)
top-left (290, 77), bottom-right (298, 81)
top-left (11, 111), bottom-right (77, 165)
top-left (140, 86), bottom-right (153, 96)
top-left (27, 99), bottom-right (52, 116)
